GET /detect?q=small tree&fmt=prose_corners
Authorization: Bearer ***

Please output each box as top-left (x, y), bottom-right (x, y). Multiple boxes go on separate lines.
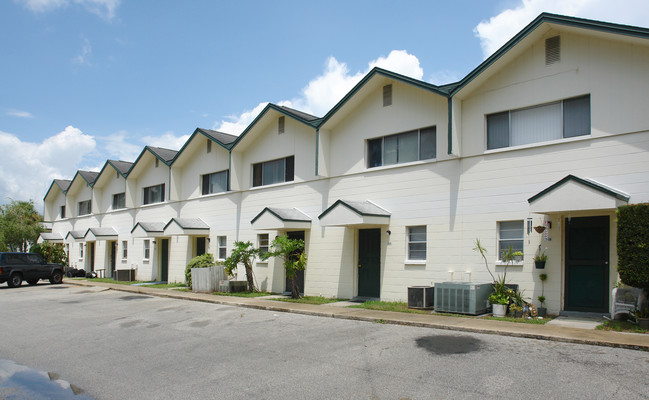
top-left (31, 242), bottom-right (68, 266)
top-left (223, 241), bottom-right (261, 292)
top-left (184, 253), bottom-right (216, 288)
top-left (262, 235), bottom-right (307, 299)
top-left (0, 200), bottom-right (43, 252)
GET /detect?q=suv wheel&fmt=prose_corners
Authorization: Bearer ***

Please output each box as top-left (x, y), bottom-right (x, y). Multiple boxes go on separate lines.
top-left (49, 271), bottom-right (63, 284)
top-left (8, 273), bottom-right (22, 288)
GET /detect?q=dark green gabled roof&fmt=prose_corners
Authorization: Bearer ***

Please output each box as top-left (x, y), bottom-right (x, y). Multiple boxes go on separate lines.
top-left (43, 179), bottom-right (71, 200)
top-left (451, 12), bottom-right (649, 96)
top-left (318, 67), bottom-right (450, 128)
top-left (528, 174), bottom-right (630, 204)
top-left (75, 170), bottom-right (99, 186)
top-left (108, 160), bottom-right (133, 176)
top-left (231, 103), bottom-right (320, 148)
top-left (128, 145), bottom-right (178, 175)
top-left (171, 127), bottom-right (237, 164)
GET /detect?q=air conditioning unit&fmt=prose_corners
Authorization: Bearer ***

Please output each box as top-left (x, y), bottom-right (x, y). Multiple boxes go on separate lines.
top-left (407, 286), bottom-right (434, 309)
top-left (115, 269), bottom-right (136, 282)
top-left (434, 282), bottom-right (492, 315)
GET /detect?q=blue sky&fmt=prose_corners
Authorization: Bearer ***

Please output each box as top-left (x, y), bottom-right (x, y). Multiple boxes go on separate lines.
top-left (1, 0), bottom-right (648, 209)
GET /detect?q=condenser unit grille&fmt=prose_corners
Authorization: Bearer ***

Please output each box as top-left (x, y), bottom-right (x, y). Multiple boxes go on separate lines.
top-left (434, 282), bottom-right (492, 315)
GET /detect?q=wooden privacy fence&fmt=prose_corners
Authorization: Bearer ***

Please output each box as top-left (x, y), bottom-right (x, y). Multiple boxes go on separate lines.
top-left (191, 265), bottom-right (227, 293)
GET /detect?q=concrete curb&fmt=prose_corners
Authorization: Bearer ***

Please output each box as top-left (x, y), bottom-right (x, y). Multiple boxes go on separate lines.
top-left (63, 279), bottom-right (649, 351)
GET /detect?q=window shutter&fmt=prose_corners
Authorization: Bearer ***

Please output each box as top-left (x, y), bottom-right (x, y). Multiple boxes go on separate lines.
top-left (253, 163), bottom-right (262, 187)
top-left (545, 36), bottom-right (560, 65)
top-left (383, 84), bottom-right (392, 107)
top-left (285, 156), bottom-right (294, 182)
top-left (278, 116), bottom-right (285, 134)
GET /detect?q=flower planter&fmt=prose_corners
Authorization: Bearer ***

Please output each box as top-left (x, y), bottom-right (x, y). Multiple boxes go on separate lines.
top-left (492, 303), bottom-right (507, 317)
top-left (537, 307), bottom-right (547, 317)
top-left (535, 261), bottom-right (546, 269)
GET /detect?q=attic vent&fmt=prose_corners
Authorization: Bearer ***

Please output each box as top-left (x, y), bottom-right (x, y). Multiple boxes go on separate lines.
top-left (207, 139), bottom-right (212, 153)
top-left (383, 84), bottom-right (392, 107)
top-left (155, 158), bottom-right (159, 168)
top-left (278, 116), bottom-right (285, 134)
top-left (116, 171), bottom-right (120, 179)
top-left (545, 36), bottom-right (560, 65)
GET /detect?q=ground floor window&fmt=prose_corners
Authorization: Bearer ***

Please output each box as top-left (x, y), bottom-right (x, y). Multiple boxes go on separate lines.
top-left (217, 236), bottom-right (227, 260)
top-left (122, 240), bottom-right (128, 259)
top-left (144, 240), bottom-right (151, 260)
top-left (258, 234), bottom-right (269, 256)
top-left (407, 226), bottom-right (427, 261)
top-left (498, 220), bottom-right (524, 261)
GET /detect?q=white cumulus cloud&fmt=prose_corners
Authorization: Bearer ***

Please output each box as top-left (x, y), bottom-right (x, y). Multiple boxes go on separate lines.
top-left (140, 131), bottom-right (190, 151)
top-left (15, 0), bottom-right (120, 20)
top-left (214, 49), bottom-right (424, 135)
top-left (0, 126), bottom-right (96, 205)
top-left (474, 0), bottom-right (649, 58)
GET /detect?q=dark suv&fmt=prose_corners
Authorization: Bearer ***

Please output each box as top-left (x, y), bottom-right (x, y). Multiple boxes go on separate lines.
top-left (0, 252), bottom-right (65, 288)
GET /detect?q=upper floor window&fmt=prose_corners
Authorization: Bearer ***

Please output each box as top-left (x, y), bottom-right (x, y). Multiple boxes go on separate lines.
top-left (78, 200), bottom-right (91, 216)
top-left (112, 192), bottom-right (126, 209)
top-left (252, 156), bottom-right (294, 187)
top-left (487, 95), bottom-right (590, 150)
top-left (368, 126), bottom-right (436, 168)
top-left (60, 205), bottom-right (66, 219)
top-left (498, 221), bottom-right (524, 261)
top-left (202, 170), bottom-right (228, 195)
top-left (143, 184), bottom-right (165, 205)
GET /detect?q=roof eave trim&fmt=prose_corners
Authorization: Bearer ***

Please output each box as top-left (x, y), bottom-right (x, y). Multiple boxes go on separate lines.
top-left (528, 174), bottom-right (631, 204)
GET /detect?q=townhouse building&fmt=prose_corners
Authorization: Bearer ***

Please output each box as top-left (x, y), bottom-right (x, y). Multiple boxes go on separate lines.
top-left (42, 13), bottom-right (649, 315)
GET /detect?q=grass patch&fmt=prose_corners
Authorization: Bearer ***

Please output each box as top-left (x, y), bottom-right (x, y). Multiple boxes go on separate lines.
top-left (597, 320), bottom-right (648, 333)
top-left (484, 315), bottom-right (552, 324)
top-left (350, 301), bottom-right (430, 314)
top-left (212, 291), bottom-right (274, 297)
top-left (271, 296), bottom-right (347, 305)
top-left (173, 288), bottom-right (191, 292)
top-left (145, 282), bottom-right (188, 289)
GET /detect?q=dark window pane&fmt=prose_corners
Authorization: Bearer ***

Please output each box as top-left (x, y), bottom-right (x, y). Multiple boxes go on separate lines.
top-left (419, 127), bottom-right (436, 160)
top-left (285, 156), bottom-right (294, 182)
top-left (398, 131), bottom-right (418, 163)
top-left (253, 163), bottom-right (262, 187)
top-left (202, 174), bottom-right (209, 195)
top-left (368, 138), bottom-right (382, 168)
top-left (487, 112), bottom-right (509, 150)
top-left (564, 95), bottom-right (590, 138)
top-left (383, 135), bottom-right (398, 165)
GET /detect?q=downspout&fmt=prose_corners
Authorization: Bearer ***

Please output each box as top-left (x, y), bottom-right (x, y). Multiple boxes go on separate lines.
top-left (447, 97), bottom-right (453, 155)
top-left (315, 128), bottom-right (319, 176)
top-left (228, 150), bottom-right (232, 191)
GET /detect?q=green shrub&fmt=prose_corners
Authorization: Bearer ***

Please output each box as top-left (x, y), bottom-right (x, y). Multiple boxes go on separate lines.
top-left (617, 204), bottom-right (649, 290)
top-left (30, 242), bottom-right (68, 266)
top-left (184, 253), bottom-right (216, 287)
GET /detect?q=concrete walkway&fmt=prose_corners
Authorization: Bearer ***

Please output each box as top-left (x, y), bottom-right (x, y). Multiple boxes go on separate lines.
top-left (64, 280), bottom-right (649, 351)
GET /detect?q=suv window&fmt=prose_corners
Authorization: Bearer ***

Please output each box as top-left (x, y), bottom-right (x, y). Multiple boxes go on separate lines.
top-left (5, 254), bottom-right (28, 265)
top-left (26, 254), bottom-right (43, 264)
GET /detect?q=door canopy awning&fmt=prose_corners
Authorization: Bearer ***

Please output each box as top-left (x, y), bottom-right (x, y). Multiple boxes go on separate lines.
top-left (250, 207), bottom-right (312, 230)
top-left (65, 230), bottom-right (86, 242)
top-left (318, 200), bottom-right (390, 227)
top-left (37, 232), bottom-right (64, 244)
top-left (131, 222), bottom-right (165, 238)
top-left (528, 175), bottom-right (630, 214)
top-left (85, 227), bottom-right (118, 241)
top-left (164, 218), bottom-right (210, 236)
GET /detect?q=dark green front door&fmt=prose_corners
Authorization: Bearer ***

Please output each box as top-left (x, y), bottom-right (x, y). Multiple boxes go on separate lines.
top-left (565, 216), bottom-right (609, 313)
top-left (109, 241), bottom-right (116, 278)
top-left (160, 238), bottom-right (169, 282)
top-left (89, 242), bottom-right (95, 272)
top-left (358, 229), bottom-right (381, 298)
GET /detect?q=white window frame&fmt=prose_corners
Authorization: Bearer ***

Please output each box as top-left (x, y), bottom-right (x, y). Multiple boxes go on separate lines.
top-left (258, 234), bottom-right (269, 256)
top-left (79, 243), bottom-right (84, 260)
top-left (143, 240), bottom-right (151, 260)
top-left (217, 236), bottom-right (227, 260)
top-left (122, 240), bottom-right (128, 260)
top-left (406, 226), bottom-right (427, 263)
top-left (497, 220), bottom-right (524, 264)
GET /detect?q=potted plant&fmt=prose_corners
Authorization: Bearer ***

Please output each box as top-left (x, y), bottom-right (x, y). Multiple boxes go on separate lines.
top-left (537, 273), bottom-right (548, 317)
top-left (513, 251), bottom-right (523, 262)
top-left (534, 250), bottom-right (547, 269)
top-left (537, 295), bottom-right (547, 317)
top-left (489, 291), bottom-right (510, 317)
top-left (509, 290), bottom-right (529, 318)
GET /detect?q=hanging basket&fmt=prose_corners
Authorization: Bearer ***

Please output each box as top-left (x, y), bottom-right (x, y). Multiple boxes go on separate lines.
top-left (534, 226), bottom-right (546, 233)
